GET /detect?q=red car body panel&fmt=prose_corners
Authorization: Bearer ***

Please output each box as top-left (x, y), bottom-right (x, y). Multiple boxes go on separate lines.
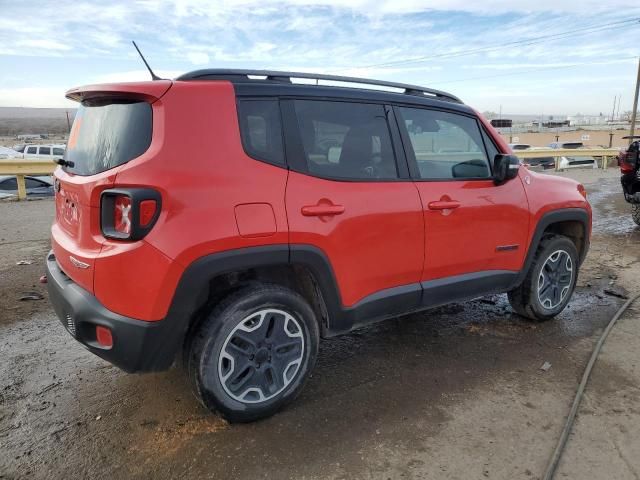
top-left (521, 170), bottom-right (593, 244)
top-left (415, 177), bottom-right (530, 280)
top-left (286, 171), bottom-right (424, 307)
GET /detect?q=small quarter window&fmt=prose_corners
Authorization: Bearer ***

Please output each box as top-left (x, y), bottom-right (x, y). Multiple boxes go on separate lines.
top-left (481, 129), bottom-right (499, 163)
top-left (237, 99), bottom-right (285, 166)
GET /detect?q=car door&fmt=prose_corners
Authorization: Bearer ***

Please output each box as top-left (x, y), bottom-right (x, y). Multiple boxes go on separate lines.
top-left (283, 99), bottom-right (424, 316)
top-left (38, 146), bottom-right (51, 158)
top-left (394, 105), bottom-right (529, 284)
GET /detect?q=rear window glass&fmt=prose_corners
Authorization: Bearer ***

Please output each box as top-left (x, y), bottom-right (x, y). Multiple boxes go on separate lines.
top-left (64, 100), bottom-right (152, 176)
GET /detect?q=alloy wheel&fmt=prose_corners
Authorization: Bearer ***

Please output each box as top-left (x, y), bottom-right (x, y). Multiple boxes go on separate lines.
top-left (218, 309), bottom-right (305, 403)
top-left (537, 249), bottom-right (573, 310)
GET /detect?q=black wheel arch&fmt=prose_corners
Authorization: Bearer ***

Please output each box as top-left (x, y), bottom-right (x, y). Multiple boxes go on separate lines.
top-left (159, 244), bottom-right (344, 371)
top-left (515, 208), bottom-right (590, 287)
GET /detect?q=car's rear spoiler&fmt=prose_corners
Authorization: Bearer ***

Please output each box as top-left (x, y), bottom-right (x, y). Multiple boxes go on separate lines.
top-left (65, 80), bottom-right (173, 103)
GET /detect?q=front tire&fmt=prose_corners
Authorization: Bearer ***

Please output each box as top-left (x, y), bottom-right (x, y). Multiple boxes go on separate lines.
top-left (188, 284), bottom-right (319, 423)
top-left (508, 235), bottom-right (578, 321)
top-left (632, 204), bottom-right (640, 226)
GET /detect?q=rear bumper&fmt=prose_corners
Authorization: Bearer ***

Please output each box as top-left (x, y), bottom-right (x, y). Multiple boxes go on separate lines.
top-left (45, 250), bottom-right (175, 373)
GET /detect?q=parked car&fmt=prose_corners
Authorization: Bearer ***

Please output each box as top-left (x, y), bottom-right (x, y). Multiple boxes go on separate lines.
top-left (0, 175), bottom-right (54, 198)
top-left (22, 144), bottom-right (65, 159)
top-left (508, 143), bottom-right (531, 151)
top-left (0, 146), bottom-right (21, 159)
top-left (46, 70), bottom-right (592, 422)
top-left (558, 155), bottom-right (598, 170)
top-left (548, 141), bottom-right (584, 149)
top-left (524, 155), bottom-right (556, 170)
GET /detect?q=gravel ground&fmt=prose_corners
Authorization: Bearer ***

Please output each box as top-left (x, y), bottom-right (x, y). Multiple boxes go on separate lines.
top-left (1, 168), bottom-right (639, 480)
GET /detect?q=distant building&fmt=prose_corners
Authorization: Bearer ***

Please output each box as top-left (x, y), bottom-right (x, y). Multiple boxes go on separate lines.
top-left (490, 119), bottom-right (512, 128)
top-left (16, 134), bottom-right (43, 141)
top-left (532, 120), bottom-right (570, 128)
top-left (566, 114), bottom-right (608, 126)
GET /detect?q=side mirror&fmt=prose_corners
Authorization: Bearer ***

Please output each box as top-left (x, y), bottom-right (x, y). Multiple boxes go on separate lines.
top-left (493, 154), bottom-right (520, 185)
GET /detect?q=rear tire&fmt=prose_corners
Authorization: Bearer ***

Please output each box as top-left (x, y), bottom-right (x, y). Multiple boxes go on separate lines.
top-left (632, 204), bottom-right (640, 226)
top-left (187, 283), bottom-right (319, 423)
top-left (508, 235), bottom-right (578, 321)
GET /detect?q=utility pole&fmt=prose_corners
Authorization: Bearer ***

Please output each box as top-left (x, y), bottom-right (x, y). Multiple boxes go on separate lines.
top-left (610, 95), bottom-right (617, 123)
top-left (609, 95), bottom-right (616, 147)
top-left (629, 57), bottom-right (640, 145)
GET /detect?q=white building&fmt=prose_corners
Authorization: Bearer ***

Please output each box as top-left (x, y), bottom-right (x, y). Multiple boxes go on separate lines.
top-left (566, 114), bottom-right (608, 126)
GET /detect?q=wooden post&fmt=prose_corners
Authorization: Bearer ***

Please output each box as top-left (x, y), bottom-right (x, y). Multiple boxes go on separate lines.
top-left (16, 174), bottom-right (27, 200)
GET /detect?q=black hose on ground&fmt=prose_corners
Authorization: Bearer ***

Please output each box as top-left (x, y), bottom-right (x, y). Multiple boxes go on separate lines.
top-left (543, 292), bottom-right (640, 480)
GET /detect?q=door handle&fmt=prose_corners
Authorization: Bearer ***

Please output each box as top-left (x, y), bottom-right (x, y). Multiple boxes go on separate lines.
top-left (427, 200), bottom-right (461, 210)
top-left (301, 204), bottom-right (345, 216)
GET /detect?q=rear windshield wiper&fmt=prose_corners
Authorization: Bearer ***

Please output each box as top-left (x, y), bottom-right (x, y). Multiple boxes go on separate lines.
top-left (54, 158), bottom-right (75, 168)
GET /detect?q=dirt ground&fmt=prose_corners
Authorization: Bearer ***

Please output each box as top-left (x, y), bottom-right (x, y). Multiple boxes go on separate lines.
top-left (1, 168), bottom-right (639, 480)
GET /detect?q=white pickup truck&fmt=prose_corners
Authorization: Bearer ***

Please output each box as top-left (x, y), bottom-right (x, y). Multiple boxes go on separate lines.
top-left (14, 144), bottom-right (66, 159)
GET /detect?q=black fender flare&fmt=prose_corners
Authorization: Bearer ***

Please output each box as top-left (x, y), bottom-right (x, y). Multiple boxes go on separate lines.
top-left (514, 208), bottom-right (590, 287)
top-left (154, 244), bottom-right (345, 369)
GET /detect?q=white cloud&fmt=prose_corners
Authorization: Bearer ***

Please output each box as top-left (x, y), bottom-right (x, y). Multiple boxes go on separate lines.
top-left (186, 52), bottom-right (210, 65)
top-left (0, 0), bottom-right (638, 113)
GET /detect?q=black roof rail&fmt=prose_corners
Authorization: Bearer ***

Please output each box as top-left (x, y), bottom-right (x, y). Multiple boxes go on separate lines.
top-left (176, 69), bottom-right (462, 103)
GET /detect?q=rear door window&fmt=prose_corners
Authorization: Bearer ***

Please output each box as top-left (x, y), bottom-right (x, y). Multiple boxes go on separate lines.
top-left (26, 146), bottom-right (37, 154)
top-left (64, 100), bottom-right (152, 176)
top-left (39, 147), bottom-right (51, 155)
top-left (293, 100), bottom-right (398, 180)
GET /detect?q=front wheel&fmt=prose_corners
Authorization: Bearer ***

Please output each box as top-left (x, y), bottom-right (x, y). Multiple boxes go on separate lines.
top-left (632, 204), bottom-right (640, 226)
top-left (508, 235), bottom-right (578, 321)
top-left (188, 284), bottom-right (319, 423)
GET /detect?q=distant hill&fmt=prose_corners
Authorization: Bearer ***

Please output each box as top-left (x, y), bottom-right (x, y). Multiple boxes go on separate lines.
top-left (0, 107), bottom-right (76, 136)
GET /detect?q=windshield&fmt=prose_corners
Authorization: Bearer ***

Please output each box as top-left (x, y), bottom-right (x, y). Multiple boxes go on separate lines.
top-left (64, 99), bottom-right (152, 176)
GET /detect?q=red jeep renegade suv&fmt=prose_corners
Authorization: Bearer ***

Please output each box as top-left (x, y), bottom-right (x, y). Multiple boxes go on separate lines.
top-left (46, 70), bottom-right (591, 422)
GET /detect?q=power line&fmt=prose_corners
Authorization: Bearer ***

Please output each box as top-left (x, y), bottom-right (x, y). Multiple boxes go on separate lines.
top-left (428, 56), bottom-right (638, 86)
top-left (353, 17), bottom-right (640, 71)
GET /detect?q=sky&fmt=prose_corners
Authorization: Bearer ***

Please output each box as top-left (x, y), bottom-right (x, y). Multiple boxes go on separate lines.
top-left (0, 0), bottom-right (639, 115)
